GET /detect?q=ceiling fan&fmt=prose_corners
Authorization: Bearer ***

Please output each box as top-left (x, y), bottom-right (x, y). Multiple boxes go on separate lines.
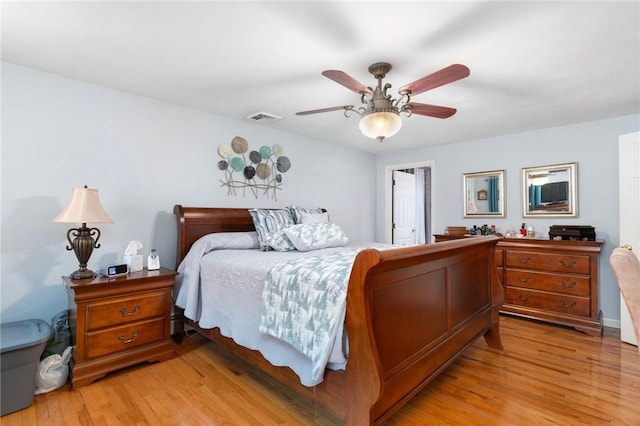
top-left (296, 62), bottom-right (470, 142)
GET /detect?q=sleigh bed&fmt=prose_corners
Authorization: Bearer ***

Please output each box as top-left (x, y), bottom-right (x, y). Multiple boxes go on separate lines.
top-left (172, 205), bottom-right (504, 425)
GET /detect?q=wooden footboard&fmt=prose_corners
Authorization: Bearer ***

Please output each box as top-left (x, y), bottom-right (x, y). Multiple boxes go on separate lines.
top-left (345, 236), bottom-right (503, 424)
top-left (173, 206), bottom-right (503, 425)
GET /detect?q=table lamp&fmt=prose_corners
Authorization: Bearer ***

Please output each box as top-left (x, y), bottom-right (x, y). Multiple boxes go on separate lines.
top-left (54, 185), bottom-right (113, 279)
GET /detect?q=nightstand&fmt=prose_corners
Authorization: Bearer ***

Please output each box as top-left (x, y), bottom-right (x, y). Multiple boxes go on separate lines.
top-left (64, 267), bottom-right (177, 389)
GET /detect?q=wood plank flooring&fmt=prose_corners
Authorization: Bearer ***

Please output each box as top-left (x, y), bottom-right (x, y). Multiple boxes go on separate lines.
top-left (3, 316), bottom-right (639, 425)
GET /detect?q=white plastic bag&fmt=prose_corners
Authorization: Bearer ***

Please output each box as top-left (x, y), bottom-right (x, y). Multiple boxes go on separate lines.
top-left (35, 346), bottom-right (72, 395)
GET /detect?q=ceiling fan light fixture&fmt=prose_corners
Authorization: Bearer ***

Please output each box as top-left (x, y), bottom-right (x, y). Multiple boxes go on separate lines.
top-left (298, 62), bottom-right (469, 142)
top-left (359, 109), bottom-right (402, 142)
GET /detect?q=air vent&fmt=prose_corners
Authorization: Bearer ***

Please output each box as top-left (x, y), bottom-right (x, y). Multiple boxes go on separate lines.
top-left (246, 111), bottom-right (282, 122)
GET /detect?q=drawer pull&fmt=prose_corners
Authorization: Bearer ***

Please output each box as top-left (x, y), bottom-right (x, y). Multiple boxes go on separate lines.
top-left (559, 280), bottom-right (577, 288)
top-left (561, 301), bottom-right (577, 309)
top-left (515, 256), bottom-right (531, 264)
top-left (515, 274), bottom-right (531, 283)
top-left (516, 292), bottom-right (532, 302)
top-left (119, 305), bottom-right (140, 317)
top-left (559, 259), bottom-right (577, 268)
top-left (118, 331), bottom-right (139, 344)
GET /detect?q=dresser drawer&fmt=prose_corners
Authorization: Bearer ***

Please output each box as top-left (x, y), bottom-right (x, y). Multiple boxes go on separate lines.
top-left (86, 291), bottom-right (166, 331)
top-left (505, 250), bottom-right (590, 274)
top-left (505, 287), bottom-right (590, 317)
top-left (504, 269), bottom-right (590, 296)
top-left (86, 318), bottom-right (166, 359)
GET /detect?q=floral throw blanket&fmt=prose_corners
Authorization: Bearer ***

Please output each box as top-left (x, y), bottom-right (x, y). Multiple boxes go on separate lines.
top-left (258, 248), bottom-right (363, 384)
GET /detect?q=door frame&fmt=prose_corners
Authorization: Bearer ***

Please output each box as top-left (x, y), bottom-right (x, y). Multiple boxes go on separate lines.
top-left (384, 160), bottom-right (436, 244)
top-left (619, 131), bottom-right (639, 345)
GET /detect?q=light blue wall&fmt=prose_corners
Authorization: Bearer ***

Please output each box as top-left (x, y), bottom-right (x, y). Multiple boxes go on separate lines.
top-left (376, 114), bottom-right (640, 327)
top-left (3, 61), bottom-right (638, 329)
top-left (1, 62), bottom-right (376, 323)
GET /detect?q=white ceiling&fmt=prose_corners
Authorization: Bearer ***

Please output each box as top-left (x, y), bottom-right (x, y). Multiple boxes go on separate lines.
top-left (2, 1), bottom-right (639, 154)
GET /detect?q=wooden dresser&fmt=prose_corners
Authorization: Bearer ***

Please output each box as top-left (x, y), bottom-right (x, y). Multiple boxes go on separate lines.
top-left (434, 235), bottom-right (603, 335)
top-left (65, 268), bottom-right (176, 389)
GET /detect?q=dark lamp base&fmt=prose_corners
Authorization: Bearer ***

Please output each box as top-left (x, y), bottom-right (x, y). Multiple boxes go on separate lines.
top-left (69, 268), bottom-right (96, 280)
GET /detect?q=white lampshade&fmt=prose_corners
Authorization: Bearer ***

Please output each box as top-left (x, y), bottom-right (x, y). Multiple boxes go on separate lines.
top-left (359, 110), bottom-right (402, 141)
top-left (54, 187), bottom-right (113, 224)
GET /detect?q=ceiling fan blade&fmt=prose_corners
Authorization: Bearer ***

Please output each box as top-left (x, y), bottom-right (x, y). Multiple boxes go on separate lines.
top-left (405, 102), bottom-right (457, 119)
top-left (322, 70), bottom-right (373, 94)
top-left (399, 64), bottom-right (470, 96)
top-left (295, 105), bottom-right (354, 116)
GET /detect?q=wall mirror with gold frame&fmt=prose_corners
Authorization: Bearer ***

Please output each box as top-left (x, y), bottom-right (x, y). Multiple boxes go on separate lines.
top-left (522, 162), bottom-right (577, 218)
top-left (463, 170), bottom-right (505, 218)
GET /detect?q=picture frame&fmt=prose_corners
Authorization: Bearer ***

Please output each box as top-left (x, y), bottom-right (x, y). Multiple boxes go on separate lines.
top-left (522, 162), bottom-right (578, 218)
top-left (463, 170), bottom-right (506, 218)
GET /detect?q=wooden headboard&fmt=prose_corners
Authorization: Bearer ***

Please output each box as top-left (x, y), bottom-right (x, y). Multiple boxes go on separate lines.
top-left (174, 205), bottom-right (258, 268)
top-left (174, 205), bottom-right (328, 268)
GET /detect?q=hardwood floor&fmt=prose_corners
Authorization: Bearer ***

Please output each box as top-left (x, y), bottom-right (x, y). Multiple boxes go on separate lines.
top-left (3, 316), bottom-right (639, 425)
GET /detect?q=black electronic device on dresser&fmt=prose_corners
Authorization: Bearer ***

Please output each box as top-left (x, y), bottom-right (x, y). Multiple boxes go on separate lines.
top-left (549, 225), bottom-right (596, 241)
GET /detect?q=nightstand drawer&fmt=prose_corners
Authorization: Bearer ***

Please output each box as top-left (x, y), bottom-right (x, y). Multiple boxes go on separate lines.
top-left (86, 318), bottom-right (166, 358)
top-left (504, 269), bottom-right (590, 296)
top-left (505, 287), bottom-right (590, 317)
top-left (86, 291), bottom-right (166, 330)
top-left (505, 251), bottom-right (590, 274)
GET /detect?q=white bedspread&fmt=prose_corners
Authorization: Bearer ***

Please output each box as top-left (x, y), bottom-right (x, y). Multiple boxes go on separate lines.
top-left (174, 232), bottom-right (385, 386)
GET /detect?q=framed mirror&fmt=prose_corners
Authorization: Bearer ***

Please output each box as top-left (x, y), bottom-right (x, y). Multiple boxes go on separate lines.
top-left (522, 162), bottom-right (577, 217)
top-left (463, 170), bottom-right (505, 218)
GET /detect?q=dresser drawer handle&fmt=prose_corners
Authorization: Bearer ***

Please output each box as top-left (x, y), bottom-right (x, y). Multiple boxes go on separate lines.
top-left (515, 274), bottom-right (531, 283)
top-left (559, 259), bottom-right (577, 268)
top-left (516, 292), bottom-right (532, 302)
top-left (559, 280), bottom-right (577, 288)
top-left (118, 331), bottom-right (139, 344)
top-left (119, 305), bottom-right (140, 317)
top-left (515, 256), bottom-right (531, 263)
top-left (560, 300), bottom-right (577, 309)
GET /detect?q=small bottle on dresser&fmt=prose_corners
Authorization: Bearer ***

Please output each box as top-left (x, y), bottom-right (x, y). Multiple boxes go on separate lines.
top-left (520, 223), bottom-right (527, 237)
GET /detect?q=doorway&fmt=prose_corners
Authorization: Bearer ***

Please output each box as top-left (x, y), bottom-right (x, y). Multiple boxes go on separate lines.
top-left (385, 161), bottom-right (435, 245)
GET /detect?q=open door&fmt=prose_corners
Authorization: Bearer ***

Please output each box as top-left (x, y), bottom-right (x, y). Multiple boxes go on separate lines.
top-left (385, 161), bottom-right (434, 245)
top-left (392, 170), bottom-right (416, 245)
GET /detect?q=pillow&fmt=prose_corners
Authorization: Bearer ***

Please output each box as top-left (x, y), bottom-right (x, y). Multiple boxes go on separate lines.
top-left (283, 223), bottom-right (348, 252)
top-left (248, 208), bottom-right (295, 251)
top-left (265, 229), bottom-right (296, 252)
top-left (288, 205), bottom-right (324, 224)
top-left (192, 231), bottom-right (260, 251)
top-left (300, 212), bottom-right (330, 224)
top-left (178, 231), bottom-right (260, 274)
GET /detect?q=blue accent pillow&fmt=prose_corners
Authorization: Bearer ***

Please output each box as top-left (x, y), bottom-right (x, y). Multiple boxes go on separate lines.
top-left (283, 223), bottom-right (348, 252)
top-left (265, 229), bottom-right (296, 252)
top-left (248, 208), bottom-right (295, 251)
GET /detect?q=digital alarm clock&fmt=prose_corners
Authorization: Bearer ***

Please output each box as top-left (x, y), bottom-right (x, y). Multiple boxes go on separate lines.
top-left (100, 264), bottom-right (129, 277)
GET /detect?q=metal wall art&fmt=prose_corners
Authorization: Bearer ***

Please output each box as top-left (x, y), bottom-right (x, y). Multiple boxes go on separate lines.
top-left (218, 136), bottom-right (292, 200)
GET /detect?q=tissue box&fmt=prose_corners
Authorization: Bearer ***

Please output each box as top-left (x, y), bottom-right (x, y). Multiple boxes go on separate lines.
top-left (123, 255), bottom-right (143, 272)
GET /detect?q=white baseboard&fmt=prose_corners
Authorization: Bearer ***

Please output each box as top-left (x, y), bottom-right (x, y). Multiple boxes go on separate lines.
top-left (603, 317), bottom-right (621, 329)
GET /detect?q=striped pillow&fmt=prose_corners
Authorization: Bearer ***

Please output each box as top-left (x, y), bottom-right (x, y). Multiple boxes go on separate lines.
top-left (288, 205), bottom-right (324, 224)
top-left (248, 208), bottom-right (295, 251)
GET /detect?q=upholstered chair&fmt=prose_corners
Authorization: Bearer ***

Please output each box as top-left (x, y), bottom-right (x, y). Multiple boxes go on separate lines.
top-left (610, 246), bottom-right (640, 354)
